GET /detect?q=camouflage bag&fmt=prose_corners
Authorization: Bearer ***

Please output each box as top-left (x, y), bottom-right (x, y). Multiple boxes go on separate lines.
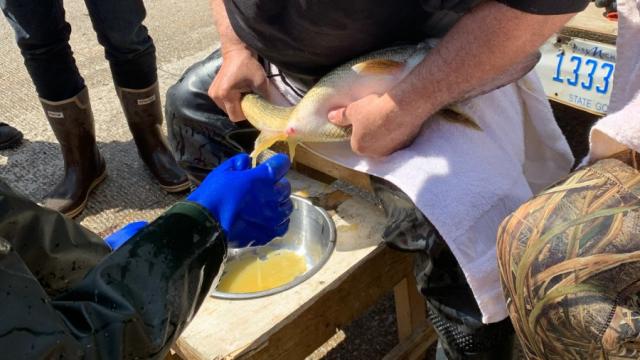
top-left (498, 150), bottom-right (640, 359)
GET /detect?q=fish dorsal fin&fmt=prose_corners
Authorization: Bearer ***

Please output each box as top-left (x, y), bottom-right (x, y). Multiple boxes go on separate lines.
top-left (351, 59), bottom-right (405, 75)
top-left (439, 107), bottom-right (482, 131)
top-left (241, 94), bottom-right (294, 132)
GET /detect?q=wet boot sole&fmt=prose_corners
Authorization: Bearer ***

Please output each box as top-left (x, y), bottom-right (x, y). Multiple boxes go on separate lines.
top-left (159, 180), bottom-right (191, 193)
top-left (64, 169), bottom-right (108, 218)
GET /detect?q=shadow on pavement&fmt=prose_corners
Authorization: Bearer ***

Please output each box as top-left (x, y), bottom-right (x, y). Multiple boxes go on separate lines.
top-left (0, 138), bottom-right (186, 226)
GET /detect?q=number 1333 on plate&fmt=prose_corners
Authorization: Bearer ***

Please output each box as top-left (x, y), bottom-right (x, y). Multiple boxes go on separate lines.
top-left (536, 37), bottom-right (616, 115)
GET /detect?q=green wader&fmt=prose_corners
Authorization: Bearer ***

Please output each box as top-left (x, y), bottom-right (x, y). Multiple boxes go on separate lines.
top-left (0, 179), bottom-right (226, 359)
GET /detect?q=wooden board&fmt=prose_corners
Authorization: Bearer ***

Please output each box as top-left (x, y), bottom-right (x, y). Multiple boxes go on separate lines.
top-left (233, 246), bottom-right (416, 359)
top-left (562, 3), bottom-right (618, 44)
top-left (173, 171), bottom-right (389, 359)
top-left (394, 276), bottom-right (427, 342)
top-left (294, 146), bottom-right (373, 192)
top-left (382, 324), bottom-right (438, 360)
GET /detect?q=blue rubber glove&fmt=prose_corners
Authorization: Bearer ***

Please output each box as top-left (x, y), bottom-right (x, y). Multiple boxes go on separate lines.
top-left (187, 153), bottom-right (293, 248)
top-left (104, 221), bottom-right (149, 251)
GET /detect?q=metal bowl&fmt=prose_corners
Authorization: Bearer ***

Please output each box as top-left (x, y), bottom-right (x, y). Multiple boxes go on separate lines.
top-left (211, 195), bottom-right (336, 299)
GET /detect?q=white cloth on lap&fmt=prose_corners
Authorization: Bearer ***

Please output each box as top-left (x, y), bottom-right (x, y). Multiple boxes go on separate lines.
top-left (271, 66), bottom-right (573, 323)
top-left (304, 71), bottom-right (573, 323)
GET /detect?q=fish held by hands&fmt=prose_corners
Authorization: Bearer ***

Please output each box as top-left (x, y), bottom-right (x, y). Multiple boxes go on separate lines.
top-left (240, 42), bottom-right (480, 166)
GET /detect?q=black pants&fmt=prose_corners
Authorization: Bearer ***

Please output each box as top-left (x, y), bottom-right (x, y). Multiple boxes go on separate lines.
top-left (372, 178), bottom-right (516, 359)
top-left (165, 50), bottom-right (515, 359)
top-left (1, 0), bottom-right (157, 101)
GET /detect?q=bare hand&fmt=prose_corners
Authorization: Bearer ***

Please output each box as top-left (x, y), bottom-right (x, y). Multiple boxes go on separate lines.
top-left (209, 48), bottom-right (269, 121)
top-left (328, 94), bottom-right (424, 157)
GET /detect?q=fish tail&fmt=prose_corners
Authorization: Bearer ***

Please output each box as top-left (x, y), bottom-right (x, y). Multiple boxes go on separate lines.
top-left (439, 107), bottom-right (482, 131)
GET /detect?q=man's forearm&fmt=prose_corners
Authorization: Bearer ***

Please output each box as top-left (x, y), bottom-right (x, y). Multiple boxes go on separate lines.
top-left (210, 0), bottom-right (249, 53)
top-left (390, 1), bottom-right (576, 122)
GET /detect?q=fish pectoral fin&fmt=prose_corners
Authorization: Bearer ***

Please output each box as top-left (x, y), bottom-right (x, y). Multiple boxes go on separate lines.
top-left (439, 107), bottom-right (482, 131)
top-left (250, 131), bottom-right (289, 167)
top-left (351, 59), bottom-right (405, 76)
top-left (241, 93), bottom-right (294, 131)
top-left (287, 139), bottom-right (299, 162)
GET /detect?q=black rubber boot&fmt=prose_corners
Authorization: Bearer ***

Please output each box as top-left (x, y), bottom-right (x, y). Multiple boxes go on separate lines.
top-left (116, 82), bottom-right (190, 193)
top-left (40, 87), bottom-right (106, 218)
top-left (429, 308), bottom-right (516, 360)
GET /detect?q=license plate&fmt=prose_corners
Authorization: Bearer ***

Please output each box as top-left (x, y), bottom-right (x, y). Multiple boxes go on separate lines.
top-left (535, 36), bottom-right (616, 115)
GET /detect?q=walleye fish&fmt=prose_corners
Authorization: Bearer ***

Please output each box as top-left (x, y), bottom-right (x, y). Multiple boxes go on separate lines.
top-left (241, 42), bottom-right (538, 165)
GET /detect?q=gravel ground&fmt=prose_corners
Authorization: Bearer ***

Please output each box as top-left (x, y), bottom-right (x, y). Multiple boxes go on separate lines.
top-left (307, 293), bottom-right (400, 359)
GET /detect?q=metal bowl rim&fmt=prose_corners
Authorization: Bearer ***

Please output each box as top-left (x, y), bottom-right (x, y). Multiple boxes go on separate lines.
top-left (210, 195), bottom-right (337, 300)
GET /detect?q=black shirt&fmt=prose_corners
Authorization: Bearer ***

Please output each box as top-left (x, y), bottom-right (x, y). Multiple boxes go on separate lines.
top-left (224, 0), bottom-right (589, 86)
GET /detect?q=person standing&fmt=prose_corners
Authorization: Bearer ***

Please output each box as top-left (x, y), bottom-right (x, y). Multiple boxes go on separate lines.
top-left (1, 0), bottom-right (189, 218)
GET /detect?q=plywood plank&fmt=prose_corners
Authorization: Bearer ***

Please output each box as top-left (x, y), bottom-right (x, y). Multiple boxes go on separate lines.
top-left (383, 324), bottom-right (438, 360)
top-left (393, 276), bottom-right (427, 342)
top-left (235, 246), bottom-right (415, 359)
top-left (394, 278), bottom-right (414, 342)
top-left (295, 145), bottom-right (373, 192)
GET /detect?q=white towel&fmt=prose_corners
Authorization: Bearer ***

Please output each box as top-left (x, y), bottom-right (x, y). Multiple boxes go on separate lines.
top-left (302, 71), bottom-right (574, 323)
top-left (586, 0), bottom-right (640, 163)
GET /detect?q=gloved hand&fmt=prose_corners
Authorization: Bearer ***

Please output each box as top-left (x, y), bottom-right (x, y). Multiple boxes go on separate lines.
top-left (104, 221), bottom-right (149, 250)
top-left (187, 153), bottom-right (293, 247)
